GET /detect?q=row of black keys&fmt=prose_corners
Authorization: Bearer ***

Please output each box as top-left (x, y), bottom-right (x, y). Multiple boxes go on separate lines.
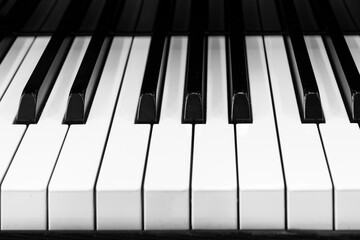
top-left (1, 0), bottom-right (360, 124)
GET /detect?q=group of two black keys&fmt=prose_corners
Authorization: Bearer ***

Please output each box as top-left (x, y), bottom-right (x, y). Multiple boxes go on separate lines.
top-left (4, 0), bottom-right (360, 126)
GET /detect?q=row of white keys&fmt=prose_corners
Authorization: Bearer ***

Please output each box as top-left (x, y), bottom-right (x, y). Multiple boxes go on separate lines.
top-left (236, 36), bottom-right (284, 229)
top-left (95, 37), bottom-right (151, 230)
top-left (307, 36), bottom-right (360, 229)
top-left (264, 36), bottom-right (332, 229)
top-left (144, 37), bottom-right (191, 230)
top-left (0, 37), bottom-right (47, 197)
top-left (192, 36), bottom-right (237, 229)
top-left (1, 37), bottom-right (90, 230)
top-left (48, 37), bottom-right (132, 230)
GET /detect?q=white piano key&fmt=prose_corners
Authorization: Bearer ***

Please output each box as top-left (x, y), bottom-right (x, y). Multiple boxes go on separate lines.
top-left (345, 36), bottom-right (360, 71)
top-left (48, 37), bottom-right (132, 230)
top-left (237, 36), bottom-right (284, 229)
top-left (306, 36), bottom-right (360, 229)
top-left (0, 37), bottom-right (48, 192)
top-left (96, 37), bottom-right (150, 230)
top-left (1, 37), bottom-right (90, 230)
top-left (264, 36), bottom-right (332, 229)
top-left (144, 37), bottom-right (191, 230)
top-left (192, 36), bottom-right (237, 229)
top-left (0, 37), bottom-right (34, 100)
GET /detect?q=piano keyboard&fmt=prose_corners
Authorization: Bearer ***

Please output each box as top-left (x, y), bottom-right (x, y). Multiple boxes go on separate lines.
top-left (0, 0), bottom-right (360, 238)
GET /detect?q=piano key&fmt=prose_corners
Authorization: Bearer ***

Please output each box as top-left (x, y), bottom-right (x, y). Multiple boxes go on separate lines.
top-left (48, 37), bottom-right (132, 230)
top-left (95, 37), bottom-right (150, 230)
top-left (311, 0), bottom-right (360, 122)
top-left (172, 0), bottom-right (191, 33)
top-left (1, 37), bottom-right (89, 230)
top-left (0, 38), bottom-right (48, 224)
top-left (227, 34), bottom-right (252, 123)
top-left (0, 36), bottom-right (15, 65)
top-left (64, 36), bottom-right (111, 124)
top-left (237, 36), bottom-right (284, 229)
top-left (343, 0), bottom-right (360, 31)
top-left (136, 35), bottom-right (168, 123)
top-left (183, 34), bottom-right (206, 123)
top-left (192, 36), bottom-right (237, 229)
top-left (144, 37), bottom-right (191, 230)
top-left (264, 36), bottom-right (332, 229)
top-left (306, 35), bottom-right (360, 230)
top-left (0, 37), bottom-right (33, 100)
top-left (64, 0), bottom-right (123, 124)
top-left (15, 35), bottom-right (73, 124)
top-left (281, 0), bottom-right (324, 122)
top-left (116, 0), bottom-right (142, 33)
top-left (346, 36), bottom-right (360, 72)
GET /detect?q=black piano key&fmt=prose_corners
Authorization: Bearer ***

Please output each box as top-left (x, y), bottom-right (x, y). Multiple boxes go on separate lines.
top-left (183, 34), bottom-right (207, 124)
top-left (0, 0), bottom-right (18, 18)
top-left (329, 0), bottom-right (357, 33)
top-left (281, 0), bottom-right (324, 122)
top-left (0, 36), bottom-right (14, 64)
top-left (21, 0), bottom-right (57, 33)
top-left (227, 35), bottom-right (252, 123)
top-left (16, 36), bottom-right (73, 123)
top-left (258, 0), bottom-right (282, 32)
top-left (136, 0), bottom-right (160, 33)
top-left (65, 37), bottom-right (111, 124)
top-left (15, 0), bottom-right (90, 124)
top-left (182, 0), bottom-right (207, 124)
top-left (116, 0), bottom-right (143, 33)
top-left (208, 0), bottom-right (225, 33)
top-left (343, 0), bottom-right (360, 31)
top-left (293, 0), bottom-right (319, 32)
top-left (311, 0), bottom-right (360, 122)
top-left (136, 35), bottom-right (169, 123)
top-left (242, 0), bottom-right (261, 33)
top-left (65, 0), bottom-right (123, 124)
top-left (39, 0), bottom-right (70, 33)
top-left (172, 0), bottom-right (191, 33)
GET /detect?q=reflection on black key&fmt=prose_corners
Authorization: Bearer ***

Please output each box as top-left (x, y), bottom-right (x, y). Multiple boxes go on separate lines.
top-left (281, 0), bottom-right (324, 122)
top-left (16, 36), bottom-right (72, 123)
top-left (40, 0), bottom-right (71, 33)
top-left (136, 0), bottom-right (160, 33)
top-left (258, 0), bottom-right (282, 32)
top-left (208, 0), bottom-right (225, 33)
top-left (293, 0), bottom-right (319, 32)
top-left (311, 0), bottom-right (360, 122)
top-left (242, 0), bottom-right (261, 33)
top-left (344, 0), bottom-right (360, 31)
top-left (15, 0), bottom-right (90, 124)
top-left (329, 0), bottom-right (357, 32)
top-left (22, 0), bottom-right (57, 32)
top-left (65, 0), bottom-right (124, 124)
top-left (116, 0), bottom-right (143, 33)
top-left (172, 0), bottom-right (191, 33)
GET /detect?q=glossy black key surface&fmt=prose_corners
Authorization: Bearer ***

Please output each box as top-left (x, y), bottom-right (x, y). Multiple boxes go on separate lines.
top-left (281, 0), bottom-right (324, 123)
top-left (65, 0), bottom-right (124, 124)
top-left (136, 0), bottom-right (160, 33)
top-left (78, 0), bottom-right (106, 34)
top-left (208, 0), bottom-right (225, 33)
top-left (15, 0), bottom-right (90, 124)
top-left (21, 0), bottom-right (57, 33)
top-left (293, 0), bottom-right (319, 33)
top-left (258, 0), bottom-right (282, 32)
top-left (226, 0), bottom-right (252, 123)
top-left (183, 0), bottom-right (207, 123)
top-left (39, 0), bottom-right (71, 33)
top-left (136, 0), bottom-right (173, 123)
top-left (329, 0), bottom-right (357, 33)
top-left (311, 0), bottom-right (360, 122)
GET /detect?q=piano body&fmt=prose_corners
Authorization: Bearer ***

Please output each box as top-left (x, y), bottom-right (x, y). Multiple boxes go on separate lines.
top-left (0, 0), bottom-right (359, 239)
